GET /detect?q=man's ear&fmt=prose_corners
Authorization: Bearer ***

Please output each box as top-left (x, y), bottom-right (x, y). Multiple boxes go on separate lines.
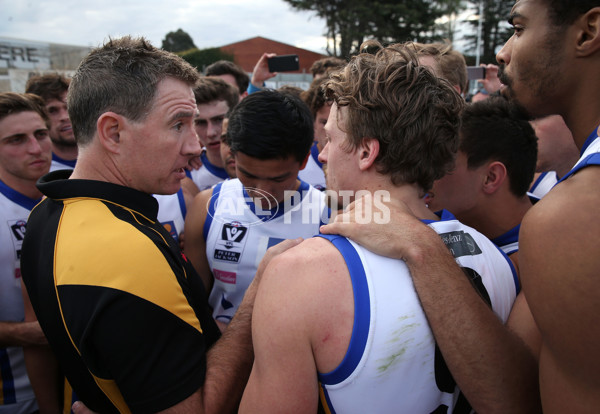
top-left (482, 161), bottom-right (507, 195)
top-left (299, 151), bottom-right (310, 171)
top-left (575, 7), bottom-right (600, 56)
top-left (358, 138), bottom-right (380, 171)
top-left (97, 112), bottom-right (125, 154)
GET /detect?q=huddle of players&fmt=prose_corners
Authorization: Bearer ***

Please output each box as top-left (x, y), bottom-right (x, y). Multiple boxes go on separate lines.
top-left (6, 4), bottom-right (598, 409)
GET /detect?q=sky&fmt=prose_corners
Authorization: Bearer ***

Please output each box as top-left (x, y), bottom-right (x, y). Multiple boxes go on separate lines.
top-left (0, 0), bottom-right (329, 53)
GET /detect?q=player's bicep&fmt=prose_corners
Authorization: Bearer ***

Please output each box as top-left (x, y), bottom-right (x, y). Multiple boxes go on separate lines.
top-left (240, 256), bottom-right (319, 414)
top-left (520, 193), bottom-right (600, 370)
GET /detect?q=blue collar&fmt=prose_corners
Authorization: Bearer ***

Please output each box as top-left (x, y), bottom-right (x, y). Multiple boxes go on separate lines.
top-left (52, 152), bottom-right (77, 168)
top-left (200, 151), bottom-right (229, 179)
top-left (0, 180), bottom-right (42, 210)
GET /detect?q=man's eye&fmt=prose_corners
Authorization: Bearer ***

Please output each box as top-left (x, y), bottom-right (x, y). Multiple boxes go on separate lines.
top-left (35, 130), bottom-right (49, 139)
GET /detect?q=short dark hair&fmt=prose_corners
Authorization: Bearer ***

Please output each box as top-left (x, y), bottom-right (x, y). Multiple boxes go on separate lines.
top-left (545, 0), bottom-right (597, 26)
top-left (324, 41), bottom-right (464, 193)
top-left (460, 97), bottom-right (537, 197)
top-left (227, 89), bottom-right (313, 163)
top-left (68, 36), bottom-right (200, 145)
top-left (0, 92), bottom-right (49, 127)
top-left (205, 60), bottom-right (249, 94)
top-left (25, 73), bottom-right (70, 102)
top-left (300, 76), bottom-right (330, 119)
top-left (194, 76), bottom-right (239, 112)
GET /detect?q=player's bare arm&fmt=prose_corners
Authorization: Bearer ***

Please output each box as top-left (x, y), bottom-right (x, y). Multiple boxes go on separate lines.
top-left (519, 167), bottom-right (600, 413)
top-left (240, 237), bottom-right (352, 414)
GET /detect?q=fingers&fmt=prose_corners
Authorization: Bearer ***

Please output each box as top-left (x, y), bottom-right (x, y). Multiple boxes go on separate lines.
top-left (72, 401), bottom-right (97, 414)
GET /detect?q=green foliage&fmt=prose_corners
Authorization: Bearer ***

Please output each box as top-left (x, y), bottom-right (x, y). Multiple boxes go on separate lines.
top-left (283, 0), bottom-right (466, 58)
top-left (162, 29), bottom-right (197, 53)
top-left (177, 48), bottom-right (235, 72)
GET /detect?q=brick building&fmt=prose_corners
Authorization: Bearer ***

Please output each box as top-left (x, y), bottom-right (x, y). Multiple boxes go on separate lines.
top-left (219, 36), bottom-right (326, 74)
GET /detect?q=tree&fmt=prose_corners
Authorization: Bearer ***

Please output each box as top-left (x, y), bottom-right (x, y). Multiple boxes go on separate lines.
top-left (177, 48), bottom-right (235, 73)
top-left (283, 0), bottom-right (466, 58)
top-left (463, 0), bottom-right (513, 63)
top-left (434, 0), bottom-right (467, 44)
top-left (162, 29), bottom-right (197, 53)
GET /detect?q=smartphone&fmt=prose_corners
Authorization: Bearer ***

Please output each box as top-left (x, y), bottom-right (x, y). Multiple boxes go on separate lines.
top-left (268, 55), bottom-right (300, 72)
top-left (467, 66), bottom-right (486, 80)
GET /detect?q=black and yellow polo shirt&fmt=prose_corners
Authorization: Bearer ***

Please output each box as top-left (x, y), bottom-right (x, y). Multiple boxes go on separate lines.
top-left (21, 170), bottom-right (220, 413)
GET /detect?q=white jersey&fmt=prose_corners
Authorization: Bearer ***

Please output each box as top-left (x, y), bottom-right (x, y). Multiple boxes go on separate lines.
top-left (0, 181), bottom-right (39, 414)
top-left (318, 210), bottom-right (518, 414)
top-left (187, 151), bottom-right (229, 191)
top-left (49, 152), bottom-right (76, 172)
top-left (529, 171), bottom-right (557, 199)
top-left (298, 143), bottom-right (326, 191)
top-left (154, 188), bottom-right (187, 243)
top-left (204, 178), bottom-right (329, 324)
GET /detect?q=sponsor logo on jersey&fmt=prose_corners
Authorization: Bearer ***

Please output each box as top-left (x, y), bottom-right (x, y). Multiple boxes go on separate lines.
top-left (439, 230), bottom-right (482, 258)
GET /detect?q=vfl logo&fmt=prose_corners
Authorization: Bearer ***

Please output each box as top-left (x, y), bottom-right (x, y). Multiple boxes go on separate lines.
top-left (214, 221), bottom-right (249, 263)
top-left (221, 222), bottom-right (248, 249)
top-left (11, 220), bottom-right (27, 241)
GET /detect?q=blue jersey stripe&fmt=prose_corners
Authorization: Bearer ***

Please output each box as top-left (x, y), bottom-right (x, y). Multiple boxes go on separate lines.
top-left (316, 234), bottom-right (371, 386)
top-left (176, 188), bottom-right (187, 219)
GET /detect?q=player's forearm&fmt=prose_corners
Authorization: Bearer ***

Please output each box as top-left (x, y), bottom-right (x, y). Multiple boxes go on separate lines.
top-left (0, 320), bottom-right (47, 346)
top-left (24, 345), bottom-right (63, 413)
top-left (201, 286), bottom-right (255, 414)
top-left (406, 232), bottom-right (541, 413)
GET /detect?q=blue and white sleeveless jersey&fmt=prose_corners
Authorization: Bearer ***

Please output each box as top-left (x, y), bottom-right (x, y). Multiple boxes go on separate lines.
top-left (298, 143), bottom-right (326, 191)
top-left (204, 178), bottom-right (329, 325)
top-left (49, 152), bottom-right (76, 172)
top-left (0, 181), bottom-right (39, 414)
top-left (187, 151), bottom-right (229, 191)
top-left (492, 224), bottom-right (520, 256)
top-left (558, 127), bottom-right (600, 183)
top-left (529, 171), bottom-right (557, 199)
top-left (154, 188), bottom-right (187, 243)
top-left (318, 210), bottom-right (518, 414)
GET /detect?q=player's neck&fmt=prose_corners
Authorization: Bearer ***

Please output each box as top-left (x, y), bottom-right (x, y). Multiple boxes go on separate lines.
top-left (0, 173), bottom-right (42, 200)
top-left (52, 142), bottom-right (78, 161)
top-left (381, 182), bottom-right (438, 222)
top-left (561, 86), bottom-right (600, 151)
top-left (458, 193), bottom-right (532, 240)
top-left (205, 150), bottom-right (224, 169)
